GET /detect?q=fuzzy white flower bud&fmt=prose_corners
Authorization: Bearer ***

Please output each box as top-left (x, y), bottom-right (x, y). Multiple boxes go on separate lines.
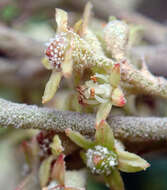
top-left (86, 145), bottom-right (117, 176)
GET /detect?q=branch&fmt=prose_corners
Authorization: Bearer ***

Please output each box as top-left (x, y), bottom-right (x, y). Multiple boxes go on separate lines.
top-left (2, 43), bottom-right (167, 85)
top-left (0, 98), bottom-right (167, 153)
top-left (121, 61), bottom-right (167, 99)
top-left (1, 25), bottom-right (167, 98)
top-left (1, 22), bottom-right (167, 98)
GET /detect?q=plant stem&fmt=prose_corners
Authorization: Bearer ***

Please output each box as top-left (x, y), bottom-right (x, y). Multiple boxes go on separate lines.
top-left (0, 98), bottom-right (167, 153)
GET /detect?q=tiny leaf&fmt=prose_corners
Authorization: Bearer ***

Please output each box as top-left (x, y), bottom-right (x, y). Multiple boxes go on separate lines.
top-left (110, 63), bottom-right (121, 87)
top-left (65, 128), bottom-right (94, 150)
top-left (112, 88), bottom-right (126, 107)
top-left (51, 154), bottom-right (65, 186)
top-left (55, 8), bottom-right (68, 33)
top-left (50, 135), bottom-right (64, 157)
top-left (96, 101), bottom-right (112, 126)
top-left (22, 141), bottom-right (34, 168)
top-left (39, 156), bottom-right (54, 187)
top-left (81, 1), bottom-right (93, 36)
top-left (42, 70), bottom-right (62, 104)
top-left (115, 143), bottom-right (150, 172)
top-left (22, 138), bottom-right (39, 169)
top-left (105, 169), bottom-right (124, 190)
top-left (95, 121), bottom-right (115, 150)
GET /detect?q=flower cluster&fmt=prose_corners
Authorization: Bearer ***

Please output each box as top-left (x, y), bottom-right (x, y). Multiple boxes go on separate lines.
top-left (41, 2), bottom-right (150, 190)
top-left (42, 3), bottom-right (118, 107)
top-left (66, 121), bottom-right (150, 190)
top-left (42, 3), bottom-right (127, 127)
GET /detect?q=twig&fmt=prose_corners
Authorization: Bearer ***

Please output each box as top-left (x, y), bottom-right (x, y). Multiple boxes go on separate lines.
top-left (121, 61), bottom-right (167, 99)
top-left (0, 98), bottom-right (167, 153)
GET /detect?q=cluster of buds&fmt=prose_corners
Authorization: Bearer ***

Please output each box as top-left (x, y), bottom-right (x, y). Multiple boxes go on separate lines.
top-left (66, 120), bottom-right (150, 190)
top-left (86, 145), bottom-right (117, 175)
top-left (45, 33), bottom-right (68, 71)
top-left (42, 3), bottom-right (115, 104)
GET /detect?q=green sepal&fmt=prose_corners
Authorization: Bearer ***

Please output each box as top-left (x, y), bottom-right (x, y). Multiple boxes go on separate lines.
top-left (111, 88), bottom-right (126, 107)
top-left (51, 154), bottom-right (65, 186)
top-left (117, 148), bottom-right (150, 173)
top-left (110, 63), bottom-right (121, 87)
top-left (42, 70), bottom-right (62, 104)
top-left (65, 128), bottom-right (94, 149)
top-left (50, 135), bottom-right (64, 157)
top-left (55, 8), bottom-right (68, 33)
top-left (39, 156), bottom-right (54, 187)
top-left (109, 16), bottom-right (117, 22)
top-left (128, 24), bottom-right (143, 47)
top-left (105, 169), bottom-right (124, 190)
top-left (115, 140), bottom-right (150, 172)
top-left (95, 121), bottom-right (115, 151)
top-left (96, 101), bottom-right (112, 126)
top-left (81, 1), bottom-right (92, 36)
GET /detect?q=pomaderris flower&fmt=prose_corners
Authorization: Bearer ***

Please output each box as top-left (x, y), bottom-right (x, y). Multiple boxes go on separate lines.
top-left (42, 9), bottom-right (72, 104)
top-left (42, 3), bottom-right (114, 104)
top-left (77, 63), bottom-right (126, 125)
top-left (66, 121), bottom-right (150, 190)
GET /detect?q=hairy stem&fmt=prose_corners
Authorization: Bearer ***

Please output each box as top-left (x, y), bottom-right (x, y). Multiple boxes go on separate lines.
top-left (0, 98), bottom-right (167, 153)
top-left (121, 61), bottom-right (167, 99)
